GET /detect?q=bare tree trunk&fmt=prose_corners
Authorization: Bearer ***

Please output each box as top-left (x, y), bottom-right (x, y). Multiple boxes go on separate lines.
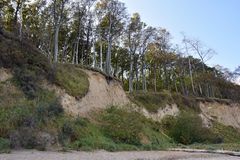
top-left (75, 39), bottom-right (79, 64)
top-left (54, 25), bottom-right (60, 63)
top-left (62, 40), bottom-right (68, 63)
top-left (85, 23), bottom-right (91, 65)
top-left (174, 78), bottom-right (178, 93)
top-left (154, 64), bottom-right (157, 92)
top-left (100, 39), bottom-right (103, 71)
top-left (135, 60), bottom-right (139, 90)
top-left (199, 84), bottom-right (203, 96)
top-left (188, 57), bottom-right (195, 94)
top-left (142, 60), bottom-right (147, 92)
top-left (106, 35), bottom-right (112, 75)
top-left (14, 0), bottom-right (21, 32)
top-left (72, 43), bottom-right (76, 64)
top-left (106, 13), bottom-right (112, 76)
top-left (92, 40), bottom-right (97, 68)
top-left (164, 65), bottom-right (168, 90)
top-left (19, 0), bottom-right (24, 41)
top-left (129, 52), bottom-right (133, 92)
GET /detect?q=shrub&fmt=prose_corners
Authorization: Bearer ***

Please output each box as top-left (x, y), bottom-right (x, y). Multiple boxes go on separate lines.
top-left (9, 128), bottom-right (37, 149)
top-left (101, 107), bottom-right (144, 145)
top-left (36, 100), bottom-right (63, 123)
top-left (0, 138), bottom-right (10, 153)
top-left (14, 67), bottom-right (39, 99)
top-left (164, 112), bottom-right (222, 145)
top-left (69, 122), bottom-right (118, 151)
top-left (0, 104), bottom-right (33, 137)
top-left (47, 100), bottom-right (63, 117)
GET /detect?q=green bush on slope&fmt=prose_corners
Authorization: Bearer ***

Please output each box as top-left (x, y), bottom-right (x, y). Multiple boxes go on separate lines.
top-left (0, 138), bottom-right (10, 153)
top-left (161, 112), bottom-right (222, 145)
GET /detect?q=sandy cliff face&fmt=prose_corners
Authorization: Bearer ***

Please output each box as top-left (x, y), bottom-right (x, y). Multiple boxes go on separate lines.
top-left (139, 104), bottom-right (180, 122)
top-left (46, 69), bottom-right (130, 116)
top-left (200, 102), bottom-right (240, 129)
top-left (142, 101), bottom-right (240, 129)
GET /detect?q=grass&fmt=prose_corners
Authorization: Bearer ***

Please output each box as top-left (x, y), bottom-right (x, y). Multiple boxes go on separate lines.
top-left (62, 106), bottom-right (174, 151)
top-left (129, 91), bottom-right (200, 113)
top-left (129, 91), bottom-right (174, 113)
top-left (0, 138), bottom-right (10, 153)
top-left (99, 106), bottom-right (174, 149)
top-left (210, 122), bottom-right (240, 143)
top-left (55, 64), bottom-right (89, 98)
top-left (0, 80), bottom-right (26, 108)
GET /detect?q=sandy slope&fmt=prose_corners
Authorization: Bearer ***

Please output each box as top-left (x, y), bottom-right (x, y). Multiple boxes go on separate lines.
top-left (0, 150), bottom-right (239, 160)
top-left (48, 69), bottom-right (130, 116)
top-left (200, 102), bottom-right (240, 128)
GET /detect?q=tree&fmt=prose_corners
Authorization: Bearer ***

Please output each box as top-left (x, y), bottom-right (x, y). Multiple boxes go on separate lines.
top-left (139, 26), bottom-right (155, 91)
top-left (96, 0), bottom-right (127, 76)
top-left (52, 0), bottom-right (68, 63)
top-left (183, 37), bottom-right (216, 72)
top-left (182, 34), bottom-right (195, 94)
top-left (154, 28), bottom-right (171, 91)
top-left (71, 0), bottom-right (95, 65)
top-left (183, 37), bottom-right (216, 97)
top-left (125, 13), bottom-right (144, 92)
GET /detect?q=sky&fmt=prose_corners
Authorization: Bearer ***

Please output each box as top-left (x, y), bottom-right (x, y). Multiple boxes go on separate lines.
top-left (120, 0), bottom-right (240, 71)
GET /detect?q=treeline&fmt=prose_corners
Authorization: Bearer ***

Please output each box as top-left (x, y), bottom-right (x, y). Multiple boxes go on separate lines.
top-left (0, 0), bottom-right (240, 100)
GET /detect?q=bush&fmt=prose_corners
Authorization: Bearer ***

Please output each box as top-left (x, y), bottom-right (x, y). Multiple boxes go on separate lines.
top-left (9, 128), bottom-right (36, 149)
top-left (101, 107), bottom-right (145, 145)
top-left (164, 112), bottom-right (221, 145)
top-left (36, 100), bottom-right (63, 123)
top-left (0, 104), bottom-right (33, 137)
top-left (0, 138), bottom-right (10, 153)
top-left (14, 67), bottom-right (39, 99)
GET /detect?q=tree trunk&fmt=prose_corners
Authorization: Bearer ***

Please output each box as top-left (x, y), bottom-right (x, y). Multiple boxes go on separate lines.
top-left (135, 60), bottom-right (139, 90)
top-left (106, 35), bottom-right (112, 76)
top-left (154, 64), bottom-right (157, 92)
top-left (92, 40), bottom-right (96, 68)
top-left (75, 39), bottom-right (80, 64)
top-left (106, 13), bottom-right (112, 76)
top-left (72, 43), bottom-right (76, 64)
top-left (54, 25), bottom-right (60, 63)
top-left (188, 57), bottom-right (195, 94)
top-left (19, 0), bottom-right (24, 41)
top-left (129, 52), bottom-right (134, 93)
top-left (142, 60), bottom-right (147, 92)
top-left (100, 39), bottom-right (103, 71)
top-left (199, 84), bottom-right (203, 96)
top-left (62, 40), bottom-right (68, 63)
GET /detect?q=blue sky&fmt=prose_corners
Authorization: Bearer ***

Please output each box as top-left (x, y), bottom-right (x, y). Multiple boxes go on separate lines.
top-left (120, 0), bottom-right (240, 71)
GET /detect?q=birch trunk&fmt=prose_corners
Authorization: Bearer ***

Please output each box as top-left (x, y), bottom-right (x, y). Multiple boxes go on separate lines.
top-left (154, 64), bottom-right (157, 92)
top-left (188, 57), bottom-right (195, 94)
top-left (54, 25), bottom-right (60, 63)
top-left (100, 39), bottom-right (103, 71)
top-left (129, 52), bottom-right (133, 92)
top-left (142, 61), bottom-right (147, 91)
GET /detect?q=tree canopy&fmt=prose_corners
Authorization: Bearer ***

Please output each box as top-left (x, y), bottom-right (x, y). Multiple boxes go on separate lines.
top-left (1, 0), bottom-right (240, 101)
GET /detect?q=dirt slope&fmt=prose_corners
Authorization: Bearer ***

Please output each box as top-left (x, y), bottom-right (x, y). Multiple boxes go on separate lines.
top-left (49, 69), bottom-right (130, 116)
top-left (139, 104), bottom-right (180, 122)
top-left (200, 102), bottom-right (240, 128)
